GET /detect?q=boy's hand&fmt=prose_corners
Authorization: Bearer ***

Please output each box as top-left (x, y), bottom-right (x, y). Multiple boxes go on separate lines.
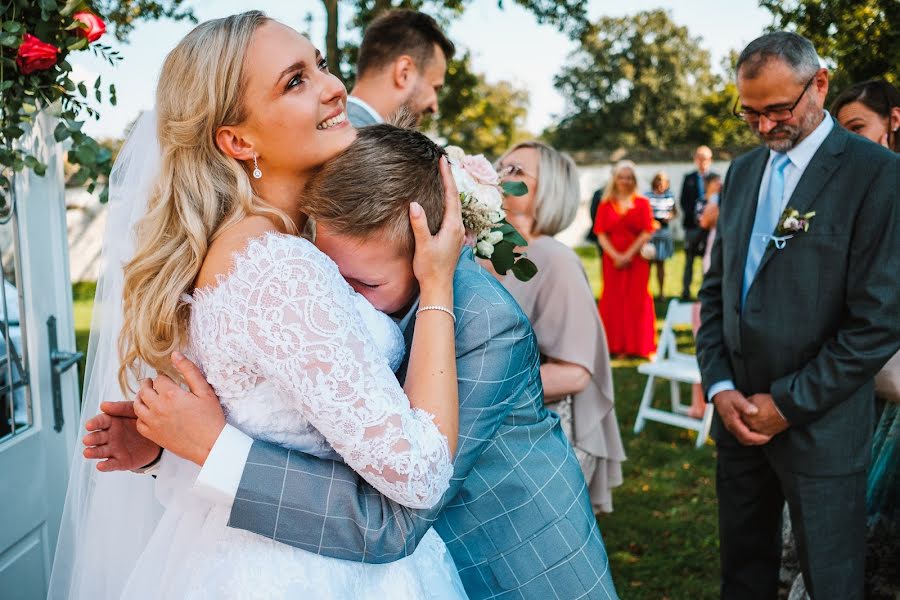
top-left (83, 401), bottom-right (162, 472)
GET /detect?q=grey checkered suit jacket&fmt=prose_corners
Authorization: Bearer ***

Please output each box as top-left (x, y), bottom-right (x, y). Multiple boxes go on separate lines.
top-left (228, 249), bottom-right (619, 599)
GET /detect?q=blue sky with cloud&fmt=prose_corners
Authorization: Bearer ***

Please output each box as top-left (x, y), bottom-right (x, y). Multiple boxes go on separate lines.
top-left (71, 0), bottom-right (773, 139)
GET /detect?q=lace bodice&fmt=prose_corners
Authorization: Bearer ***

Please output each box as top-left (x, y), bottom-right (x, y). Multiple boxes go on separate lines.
top-left (186, 232), bottom-right (451, 509)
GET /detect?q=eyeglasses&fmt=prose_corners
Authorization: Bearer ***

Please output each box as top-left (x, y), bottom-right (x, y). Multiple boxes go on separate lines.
top-left (733, 73), bottom-right (817, 123)
top-left (497, 162), bottom-right (536, 180)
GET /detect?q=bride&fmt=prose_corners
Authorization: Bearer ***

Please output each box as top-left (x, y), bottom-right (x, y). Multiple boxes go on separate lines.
top-left (49, 11), bottom-right (467, 599)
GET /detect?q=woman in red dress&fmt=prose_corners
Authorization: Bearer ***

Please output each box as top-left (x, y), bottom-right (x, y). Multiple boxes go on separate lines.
top-left (593, 161), bottom-right (657, 358)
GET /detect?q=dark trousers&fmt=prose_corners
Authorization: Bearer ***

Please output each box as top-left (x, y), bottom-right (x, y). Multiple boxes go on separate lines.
top-left (681, 228), bottom-right (705, 298)
top-left (716, 444), bottom-right (866, 600)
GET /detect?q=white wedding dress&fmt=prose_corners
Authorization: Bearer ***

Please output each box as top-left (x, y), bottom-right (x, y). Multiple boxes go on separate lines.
top-left (119, 232), bottom-right (468, 599)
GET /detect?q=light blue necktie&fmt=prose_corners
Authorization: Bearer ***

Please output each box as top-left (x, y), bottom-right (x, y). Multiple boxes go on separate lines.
top-left (742, 153), bottom-right (790, 306)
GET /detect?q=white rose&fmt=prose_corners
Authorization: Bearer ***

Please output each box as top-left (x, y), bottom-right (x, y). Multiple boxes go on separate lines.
top-left (474, 184), bottom-right (503, 212)
top-left (490, 210), bottom-right (505, 223)
top-left (445, 146), bottom-right (466, 163)
top-left (486, 230), bottom-right (504, 245)
top-left (476, 240), bottom-right (495, 258)
top-left (451, 162), bottom-right (478, 196)
top-left (783, 216), bottom-right (799, 230)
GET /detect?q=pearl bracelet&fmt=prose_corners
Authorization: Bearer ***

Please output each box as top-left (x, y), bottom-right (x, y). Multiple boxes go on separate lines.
top-left (416, 305), bottom-right (456, 324)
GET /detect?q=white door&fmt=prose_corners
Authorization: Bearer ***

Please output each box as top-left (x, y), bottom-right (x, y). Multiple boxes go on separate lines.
top-left (0, 113), bottom-right (82, 599)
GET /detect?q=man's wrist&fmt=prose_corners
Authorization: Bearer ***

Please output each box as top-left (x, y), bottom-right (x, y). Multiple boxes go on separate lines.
top-left (133, 447), bottom-right (163, 475)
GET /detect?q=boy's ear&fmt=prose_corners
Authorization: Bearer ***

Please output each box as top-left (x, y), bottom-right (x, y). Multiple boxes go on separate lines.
top-left (215, 125), bottom-right (255, 161)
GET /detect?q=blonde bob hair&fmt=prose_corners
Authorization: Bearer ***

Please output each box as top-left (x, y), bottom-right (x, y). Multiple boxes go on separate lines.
top-left (497, 141), bottom-right (580, 237)
top-left (118, 11), bottom-right (295, 392)
top-left (602, 160), bottom-right (638, 202)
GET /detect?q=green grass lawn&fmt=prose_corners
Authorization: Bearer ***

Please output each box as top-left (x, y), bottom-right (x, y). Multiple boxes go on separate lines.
top-left (71, 245), bottom-right (719, 599)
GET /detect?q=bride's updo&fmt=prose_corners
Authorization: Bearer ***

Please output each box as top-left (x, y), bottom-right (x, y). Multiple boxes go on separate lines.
top-left (119, 11), bottom-right (293, 392)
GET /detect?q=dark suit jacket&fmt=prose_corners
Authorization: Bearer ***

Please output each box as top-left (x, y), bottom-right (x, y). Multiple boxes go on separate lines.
top-left (680, 169), bottom-right (714, 231)
top-left (696, 125), bottom-right (900, 476)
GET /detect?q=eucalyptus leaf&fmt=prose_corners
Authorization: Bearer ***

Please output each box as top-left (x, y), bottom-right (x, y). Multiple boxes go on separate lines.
top-left (33, 163), bottom-right (47, 177)
top-left (491, 241), bottom-right (515, 274)
top-left (510, 257), bottom-right (538, 282)
top-left (503, 228), bottom-right (527, 247)
top-left (501, 180), bottom-right (528, 196)
top-left (60, 0), bottom-right (81, 16)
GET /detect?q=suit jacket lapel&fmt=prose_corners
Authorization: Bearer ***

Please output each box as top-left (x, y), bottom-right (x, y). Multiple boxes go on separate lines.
top-left (753, 126), bottom-right (846, 280)
top-left (734, 148), bottom-right (769, 300)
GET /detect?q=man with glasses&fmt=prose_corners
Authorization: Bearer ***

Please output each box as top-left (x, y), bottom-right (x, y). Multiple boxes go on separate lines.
top-left (696, 31), bottom-right (899, 599)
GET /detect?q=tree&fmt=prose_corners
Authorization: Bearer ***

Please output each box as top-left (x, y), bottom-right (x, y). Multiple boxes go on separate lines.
top-left (91, 0), bottom-right (196, 41)
top-left (688, 51), bottom-right (759, 150)
top-left (548, 9), bottom-right (716, 151)
top-left (323, 0), bottom-right (589, 84)
top-left (759, 0), bottom-right (899, 89)
top-left (423, 53), bottom-right (530, 158)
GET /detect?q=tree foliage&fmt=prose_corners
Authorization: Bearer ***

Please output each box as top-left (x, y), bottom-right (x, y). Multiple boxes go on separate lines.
top-left (548, 10), bottom-right (718, 151)
top-left (422, 53), bottom-right (530, 157)
top-left (91, 0), bottom-right (195, 41)
top-left (759, 0), bottom-right (899, 88)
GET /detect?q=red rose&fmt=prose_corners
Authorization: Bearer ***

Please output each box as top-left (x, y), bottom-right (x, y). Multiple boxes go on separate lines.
top-left (73, 11), bottom-right (106, 43)
top-left (16, 34), bottom-right (59, 75)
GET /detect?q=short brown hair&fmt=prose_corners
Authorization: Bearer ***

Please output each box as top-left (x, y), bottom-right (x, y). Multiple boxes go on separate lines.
top-left (303, 124), bottom-right (446, 252)
top-left (356, 10), bottom-right (455, 79)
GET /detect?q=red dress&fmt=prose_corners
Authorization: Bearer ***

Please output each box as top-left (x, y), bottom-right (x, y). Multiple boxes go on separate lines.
top-left (593, 196), bottom-right (657, 357)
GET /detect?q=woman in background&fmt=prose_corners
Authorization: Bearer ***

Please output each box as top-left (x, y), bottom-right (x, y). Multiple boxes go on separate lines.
top-left (645, 171), bottom-right (675, 300)
top-left (593, 161), bottom-right (656, 358)
top-left (494, 141), bottom-right (625, 513)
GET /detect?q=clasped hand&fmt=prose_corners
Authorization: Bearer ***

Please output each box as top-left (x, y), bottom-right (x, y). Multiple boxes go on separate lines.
top-left (712, 390), bottom-right (789, 446)
top-left (82, 352), bottom-right (226, 471)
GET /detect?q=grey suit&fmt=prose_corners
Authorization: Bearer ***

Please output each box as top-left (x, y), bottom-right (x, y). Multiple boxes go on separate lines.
top-left (347, 96), bottom-right (381, 127)
top-left (697, 124), bottom-right (900, 599)
top-left (228, 249), bottom-right (619, 599)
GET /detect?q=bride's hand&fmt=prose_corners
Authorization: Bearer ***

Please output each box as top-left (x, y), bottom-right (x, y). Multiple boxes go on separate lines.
top-left (410, 156), bottom-right (464, 294)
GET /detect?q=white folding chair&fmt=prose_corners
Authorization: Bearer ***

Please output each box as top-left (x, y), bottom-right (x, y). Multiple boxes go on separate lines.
top-left (633, 299), bottom-right (713, 448)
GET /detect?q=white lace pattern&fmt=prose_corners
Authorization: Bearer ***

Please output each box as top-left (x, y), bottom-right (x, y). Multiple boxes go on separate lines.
top-left (187, 232), bottom-right (452, 509)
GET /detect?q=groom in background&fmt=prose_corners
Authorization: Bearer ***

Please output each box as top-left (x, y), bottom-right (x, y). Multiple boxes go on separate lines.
top-left (346, 9), bottom-right (453, 127)
top-left (697, 31), bottom-right (899, 599)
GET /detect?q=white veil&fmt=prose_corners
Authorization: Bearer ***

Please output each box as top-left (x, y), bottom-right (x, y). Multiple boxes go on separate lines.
top-left (48, 111), bottom-right (165, 599)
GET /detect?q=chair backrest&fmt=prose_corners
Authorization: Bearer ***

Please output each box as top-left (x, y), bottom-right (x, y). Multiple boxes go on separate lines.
top-left (654, 299), bottom-right (698, 361)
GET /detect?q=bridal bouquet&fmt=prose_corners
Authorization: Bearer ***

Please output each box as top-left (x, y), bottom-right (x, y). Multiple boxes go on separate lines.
top-left (445, 146), bottom-right (537, 282)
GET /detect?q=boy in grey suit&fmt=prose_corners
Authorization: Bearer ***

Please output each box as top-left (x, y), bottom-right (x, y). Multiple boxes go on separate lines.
top-left (698, 32), bottom-right (899, 599)
top-left (96, 125), bottom-right (619, 599)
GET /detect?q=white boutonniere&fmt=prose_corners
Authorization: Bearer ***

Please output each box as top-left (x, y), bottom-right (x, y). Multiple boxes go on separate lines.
top-left (445, 146), bottom-right (537, 281)
top-left (770, 207), bottom-right (816, 249)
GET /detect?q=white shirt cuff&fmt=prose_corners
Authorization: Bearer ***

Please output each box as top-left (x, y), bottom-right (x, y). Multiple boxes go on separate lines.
top-left (191, 423), bottom-right (253, 508)
top-left (707, 380), bottom-right (736, 403)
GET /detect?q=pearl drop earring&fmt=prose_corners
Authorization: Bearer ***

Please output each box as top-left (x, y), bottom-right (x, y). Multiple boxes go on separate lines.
top-left (252, 155), bottom-right (262, 179)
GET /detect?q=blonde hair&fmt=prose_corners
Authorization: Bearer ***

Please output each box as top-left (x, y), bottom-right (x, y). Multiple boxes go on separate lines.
top-left (602, 160), bottom-right (638, 202)
top-left (118, 11), bottom-right (295, 393)
top-left (498, 141), bottom-right (580, 237)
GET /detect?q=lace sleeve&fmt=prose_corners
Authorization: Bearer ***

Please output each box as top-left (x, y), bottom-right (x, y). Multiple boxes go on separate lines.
top-left (232, 234), bottom-right (452, 509)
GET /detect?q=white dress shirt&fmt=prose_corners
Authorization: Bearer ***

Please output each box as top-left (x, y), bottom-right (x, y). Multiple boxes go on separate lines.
top-left (707, 111), bottom-right (834, 404)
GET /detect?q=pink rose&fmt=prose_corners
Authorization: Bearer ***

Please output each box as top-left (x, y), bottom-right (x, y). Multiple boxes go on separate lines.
top-left (462, 154), bottom-right (500, 186)
top-left (16, 34), bottom-right (59, 75)
top-left (73, 12), bottom-right (106, 43)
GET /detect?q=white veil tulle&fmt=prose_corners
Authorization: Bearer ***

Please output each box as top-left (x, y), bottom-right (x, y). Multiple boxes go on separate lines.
top-left (48, 111), bottom-right (165, 599)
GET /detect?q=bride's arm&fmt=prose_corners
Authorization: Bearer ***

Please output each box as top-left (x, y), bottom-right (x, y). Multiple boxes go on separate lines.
top-left (239, 235), bottom-right (456, 510)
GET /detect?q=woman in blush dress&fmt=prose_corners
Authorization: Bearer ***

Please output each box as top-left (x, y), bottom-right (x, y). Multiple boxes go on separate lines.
top-left (593, 160), bottom-right (657, 358)
top-left (493, 141), bottom-right (626, 513)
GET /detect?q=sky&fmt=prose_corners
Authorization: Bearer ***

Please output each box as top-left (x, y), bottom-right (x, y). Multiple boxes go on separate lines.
top-left (70, 0), bottom-right (774, 139)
